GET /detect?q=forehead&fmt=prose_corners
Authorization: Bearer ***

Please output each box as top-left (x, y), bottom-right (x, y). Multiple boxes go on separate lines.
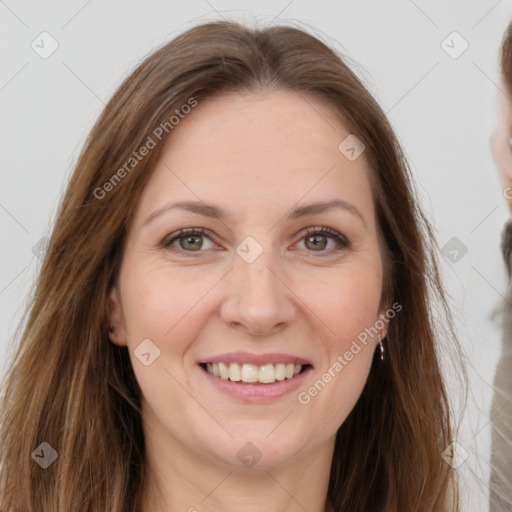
top-left (134, 90), bottom-right (375, 226)
top-left (164, 89), bottom-right (350, 161)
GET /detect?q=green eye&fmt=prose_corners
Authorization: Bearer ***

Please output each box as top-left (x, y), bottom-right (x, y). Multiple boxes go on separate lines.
top-left (176, 234), bottom-right (204, 251)
top-left (300, 227), bottom-right (350, 252)
top-left (162, 228), bottom-right (212, 253)
top-left (162, 226), bottom-right (350, 257)
top-left (305, 234), bottom-right (329, 251)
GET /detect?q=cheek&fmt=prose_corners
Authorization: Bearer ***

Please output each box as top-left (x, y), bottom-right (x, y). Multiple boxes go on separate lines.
top-left (298, 315), bottom-right (379, 434)
top-left (317, 277), bottom-right (380, 375)
top-left (123, 266), bottom-right (214, 343)
top-left (122, 276), bottom-right (176, 340)
top-left (119, 266), bottom-right (211, 415)
top-left (295, 262), bottom-right (383, 344)
top-left (293, 263), bottom-right (381, 418)
top-left (120, 263), bottom-right (223, 362)
top-left (491, 130), bottom-right (508, 168)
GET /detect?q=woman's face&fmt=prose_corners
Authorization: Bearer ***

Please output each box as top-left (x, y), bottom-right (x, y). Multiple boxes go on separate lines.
top-left (109, 90), bottom-right (388, 470)
top-left (491, 80), bottom-right (512, 211)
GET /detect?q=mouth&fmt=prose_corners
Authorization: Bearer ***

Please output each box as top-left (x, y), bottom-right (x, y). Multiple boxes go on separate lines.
top-left (198, 362), bottom-right (313, 385)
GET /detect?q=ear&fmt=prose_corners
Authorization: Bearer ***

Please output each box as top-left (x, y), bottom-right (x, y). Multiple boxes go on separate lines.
top-left (107, 286), bottom-right (128, 347)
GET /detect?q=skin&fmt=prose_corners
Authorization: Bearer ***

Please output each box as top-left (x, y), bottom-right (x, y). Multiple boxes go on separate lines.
top-left (109, 90), bottom-right (388, 512)
top-left (490, 82), bottom-right (512, 211)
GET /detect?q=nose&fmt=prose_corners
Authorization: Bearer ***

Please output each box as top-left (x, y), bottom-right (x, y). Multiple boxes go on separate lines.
top-left (219, 243), bottom-right (296, 337)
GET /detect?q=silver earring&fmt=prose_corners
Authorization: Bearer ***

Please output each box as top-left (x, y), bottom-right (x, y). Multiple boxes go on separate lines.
top-left (379, 332), bottom-right (384, 361)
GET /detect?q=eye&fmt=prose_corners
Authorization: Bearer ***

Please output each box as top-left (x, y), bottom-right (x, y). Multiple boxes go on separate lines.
top-left (296, 226), bottom-right (350, 253)
top-left (162, 226), bottom-right (350, 256)
top-left (162, 228), bottom-right (216, 254)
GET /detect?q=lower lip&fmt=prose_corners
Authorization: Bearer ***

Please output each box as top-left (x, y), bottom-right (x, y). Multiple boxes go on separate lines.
top-left (199, 365), bottom-right (313, 403)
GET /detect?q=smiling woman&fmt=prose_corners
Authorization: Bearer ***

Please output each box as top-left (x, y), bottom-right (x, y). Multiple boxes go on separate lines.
top-left (0, 19), bottom-right (464, 512)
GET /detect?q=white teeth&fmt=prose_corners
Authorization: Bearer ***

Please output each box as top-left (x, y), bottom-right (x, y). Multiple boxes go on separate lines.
top-left (205, 362), bottom-right (305, 384)
top-left (241, 364), bottom-right (258, 382)
top-left (275, 363), bottom-right (286, 381)
top-left (228, 362), bottom-right (241, 381)
top-left (258, 364), bottom-right (275, 384)
top-left (218, 362), bottom-right (229, 380)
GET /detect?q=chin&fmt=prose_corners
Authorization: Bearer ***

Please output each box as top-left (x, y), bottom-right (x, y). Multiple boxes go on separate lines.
top-left (205, 430), bottom-right (307, 470)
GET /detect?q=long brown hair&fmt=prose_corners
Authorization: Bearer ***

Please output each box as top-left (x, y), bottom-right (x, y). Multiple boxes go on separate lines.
top-left (0, 19), bottom-right (462, 511)
top-left (501, 21), bottom-right (512, 98)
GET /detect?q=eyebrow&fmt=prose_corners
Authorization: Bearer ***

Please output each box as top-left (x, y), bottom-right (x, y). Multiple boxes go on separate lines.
top-left (143, 199), bottom-right (367, 228)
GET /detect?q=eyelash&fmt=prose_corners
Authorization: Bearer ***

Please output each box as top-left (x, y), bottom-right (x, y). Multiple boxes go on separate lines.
top-left (161, 226), bottom-right (350, 257)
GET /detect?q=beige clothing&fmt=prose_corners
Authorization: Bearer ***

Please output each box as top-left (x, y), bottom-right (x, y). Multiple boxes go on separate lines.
top-left (489, 219), bottom-right (512, 512)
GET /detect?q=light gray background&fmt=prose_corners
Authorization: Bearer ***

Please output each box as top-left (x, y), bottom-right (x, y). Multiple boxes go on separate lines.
top-left (1, 1), bottom-right (510, 510)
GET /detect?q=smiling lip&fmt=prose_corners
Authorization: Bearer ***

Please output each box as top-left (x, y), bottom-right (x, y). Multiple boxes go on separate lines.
top-left (197, 352), bottom-right (313, 367)
top-left (199, 363), bottom-right (313, 403)
top-left (197, 352), bottom-right (314, 403)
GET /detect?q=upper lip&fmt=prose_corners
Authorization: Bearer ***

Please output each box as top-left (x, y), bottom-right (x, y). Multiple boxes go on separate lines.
top-left (198, 352), bottom-right (313, 367)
